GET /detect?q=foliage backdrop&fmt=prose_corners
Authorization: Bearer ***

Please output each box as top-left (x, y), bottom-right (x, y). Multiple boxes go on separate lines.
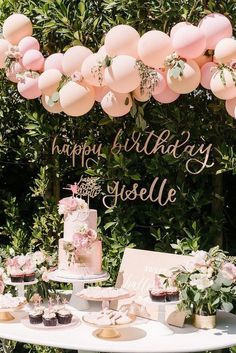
top-left (0, 0), bottom-right (235, 352)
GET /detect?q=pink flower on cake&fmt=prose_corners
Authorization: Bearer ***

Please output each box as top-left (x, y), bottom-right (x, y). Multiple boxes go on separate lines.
top-left (87, 229), bottom-right (97, 242)
top-left (73, 234), bottom-right (90, 250)
top-left (58, 197), bottom-right (79, 214)
top-left (221, 262), bottom-right (236, 281)
top-left (58, 197), bottom-right (88, 214)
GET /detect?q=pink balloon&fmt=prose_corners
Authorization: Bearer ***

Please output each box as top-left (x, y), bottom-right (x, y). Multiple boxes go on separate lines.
top-left (81, 53), bottom-right (105, 87)
top-left (62, 46), bottom-right (92, 76)
top-left (18, 36), bottom-right (40, 55)
top-left (59, 81), bottom-right (95, 116)
top-left (225, 98), bottom-right (236, 118)
top-left (153, 85), bottom-right (180, 103)
top-left (101, 91), bottom-right (132, 117)
top-left (0, 39), bottom-right (9, 68)
top-left (44, 53), bottom-right (64, 72)
top-left (3, 14), bottom-right (33, 45)
top-left (152, 69), bottom-right (167, 95)
top-left (172, 25), bottom-right (206, 59)
top-left (97, 45), bottom-right (107, 60)
top-left (138, 30), bottom-right (173, 68)
top-left (17, 76), bottom-right (41, 99)
top-left (133, 86), bottom-right (151, 102)
top-left (42, 95), bottom-right (62, 114)
top-left (94, 86), bottom-right (109, 102)
top-left (6, 61), bottom-right (24, 83)
top-left (167, 60), bottom-right (200, 94)
top-left (22, 49), bottom-right (44, 71)
top-left (198, 13), bottom-right (233, 50)
top-left (105, 25), bottom-right (140, 58)
top-left (170, 22), bottom-right (193, 38)
top-left (210, 68), bottom-right (236, 100)
top-left (214, 38), bottom-right (236, 64)
top-left (200, 62), bottom-right (217, 89)
top-left (195, 53), bottom-right (212, 68)
top-left (104, 55), bottom-right (140, 93)
top-left (38, 69), bottom-right (62, 96)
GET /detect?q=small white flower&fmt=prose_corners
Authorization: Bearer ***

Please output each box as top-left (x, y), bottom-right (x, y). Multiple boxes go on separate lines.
top-left (190, 273), bottom-right (213, 290)
top-left (32, 251), bottom-right (46, 265)
top-left (76, 198), bottom-right (88, 210)
top-left (191, 250), bottom-right (208, 261)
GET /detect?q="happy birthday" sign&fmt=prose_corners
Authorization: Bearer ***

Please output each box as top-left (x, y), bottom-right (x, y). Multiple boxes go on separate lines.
top-left (51, 128), bottom-right (214, 208)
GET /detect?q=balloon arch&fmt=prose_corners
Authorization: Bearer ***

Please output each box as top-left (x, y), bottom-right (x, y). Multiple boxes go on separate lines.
top-left (0, 13), bottom-right (236, 118)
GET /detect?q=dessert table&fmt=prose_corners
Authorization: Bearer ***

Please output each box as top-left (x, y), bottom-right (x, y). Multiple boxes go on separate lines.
top-left (1, 302), bottom-right (236, 353)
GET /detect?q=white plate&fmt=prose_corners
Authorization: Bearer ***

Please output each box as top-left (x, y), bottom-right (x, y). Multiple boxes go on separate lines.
top-left (21, 315), bottom-right (80, 330)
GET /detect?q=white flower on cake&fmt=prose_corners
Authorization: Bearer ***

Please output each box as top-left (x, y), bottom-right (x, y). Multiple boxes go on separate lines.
top-left (189, 273), bottom-right (213, 290)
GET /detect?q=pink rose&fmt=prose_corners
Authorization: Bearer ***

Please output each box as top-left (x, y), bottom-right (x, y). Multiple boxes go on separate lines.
top-left (87, 229), bottom-right (97, 242)
top-left (221, 262), bottom-right (236, 281)
top-left (58, 197), bottom-right (78, 214)
top-left (73, 234), bottom-right (90, 249)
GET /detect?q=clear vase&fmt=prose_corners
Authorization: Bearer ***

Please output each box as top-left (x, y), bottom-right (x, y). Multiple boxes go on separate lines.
top-left (192, 313), bottom-right (216, 329)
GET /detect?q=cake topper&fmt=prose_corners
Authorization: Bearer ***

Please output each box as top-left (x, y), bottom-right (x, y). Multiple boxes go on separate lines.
top-left (64, 176), bottom-right (101, 207)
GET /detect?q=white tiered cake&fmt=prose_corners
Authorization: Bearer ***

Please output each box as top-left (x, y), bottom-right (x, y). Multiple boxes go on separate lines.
top-left (58, 196), bottom-right (102, 278)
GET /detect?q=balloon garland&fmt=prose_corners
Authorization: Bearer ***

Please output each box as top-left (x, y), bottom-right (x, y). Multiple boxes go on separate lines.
top-left (0, 13), bottom-right (236, 119)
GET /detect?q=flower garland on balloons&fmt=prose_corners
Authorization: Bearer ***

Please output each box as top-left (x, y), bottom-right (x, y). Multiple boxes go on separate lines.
top-left (0, 12), bottom-right (235, 120)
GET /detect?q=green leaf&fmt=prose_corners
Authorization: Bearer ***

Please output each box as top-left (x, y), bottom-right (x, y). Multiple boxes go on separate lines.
top-left (221, 302), bottom-right (233, 312)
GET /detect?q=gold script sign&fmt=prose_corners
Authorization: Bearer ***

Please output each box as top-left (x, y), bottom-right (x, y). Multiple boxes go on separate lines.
top-left (51, 129), bottom-right (214, 208)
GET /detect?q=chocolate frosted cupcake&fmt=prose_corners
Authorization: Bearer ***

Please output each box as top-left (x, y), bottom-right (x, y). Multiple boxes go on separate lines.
top-left (42, 312), bottom-right (57, 327)
top-left (10, 270), bottom-right (24, 283)
top-left (166, 287), bottom-right (179, 302)
top-left (149, 289), bottom-right (166, 302)
top-left (29, 308), bottom-right (43, 324)
top-left (24, 272), bottom-right (36, 282)
top-left (57, 309), bottom-right (72, 325)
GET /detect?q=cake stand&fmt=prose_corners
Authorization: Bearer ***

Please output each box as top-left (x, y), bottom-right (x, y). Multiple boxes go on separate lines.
top-left (5, 279), bottom-right (38, 297)
top-left (0, 303), bottom-right (26, 321)
top-left (82, 313), bottom-right (136, 339)
top-left (77, 288), bottom-right (135, 309)
top-left (47, 270), bottom-right (109, 310)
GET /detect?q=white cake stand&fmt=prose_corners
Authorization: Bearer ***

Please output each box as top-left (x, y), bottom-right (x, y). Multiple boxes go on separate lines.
top-left (47, 270), bottom-right (109, 311)
top-left (5, 279), bottom-right (38, 297)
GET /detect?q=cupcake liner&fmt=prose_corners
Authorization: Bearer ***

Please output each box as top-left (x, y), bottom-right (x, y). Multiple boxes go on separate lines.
top-left (10, 275), bottom-right (24, 283)
top-left (24, 274), bottom-right (35, 282)
top-left (58, 314), bottom-right (72, 325)
top-left (43, 317), bottom-right (57, 326)
top-left (29, 314), bottom-right (43, 324)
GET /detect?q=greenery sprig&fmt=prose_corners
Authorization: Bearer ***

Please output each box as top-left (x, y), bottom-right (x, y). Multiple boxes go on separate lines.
top-left (135, 60), bottom-right (160, 95)
top-left (164, 52), bottom-right (186, 79)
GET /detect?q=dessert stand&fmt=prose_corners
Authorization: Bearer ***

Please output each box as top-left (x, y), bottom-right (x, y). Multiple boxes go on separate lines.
top-left (77, 289), bottom-right (135, 309)
top-left (5, 279), bottom-right (38, 297)
top-left (82, 313), bottom-right (136, 339)
top-left (0, 303), bottom-right (26, 321)
top-left (47, 270), bottom-right (109, 310)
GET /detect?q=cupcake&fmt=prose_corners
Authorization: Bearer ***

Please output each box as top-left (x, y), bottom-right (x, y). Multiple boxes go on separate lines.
top-left (10, 269), bottom-right (24, 283)
top-left (29, 308), bottom-right (43, 324)
top-left (149, 289), bottom-right (166, 302)
top-left (24, 272), bottom-right (36, 282)
top-left (166, 287), bottom-right (179, 302)
top-left (57, 309), bottom-right (72, 325)
top-left (42, 312), bottom-right (57, 327)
